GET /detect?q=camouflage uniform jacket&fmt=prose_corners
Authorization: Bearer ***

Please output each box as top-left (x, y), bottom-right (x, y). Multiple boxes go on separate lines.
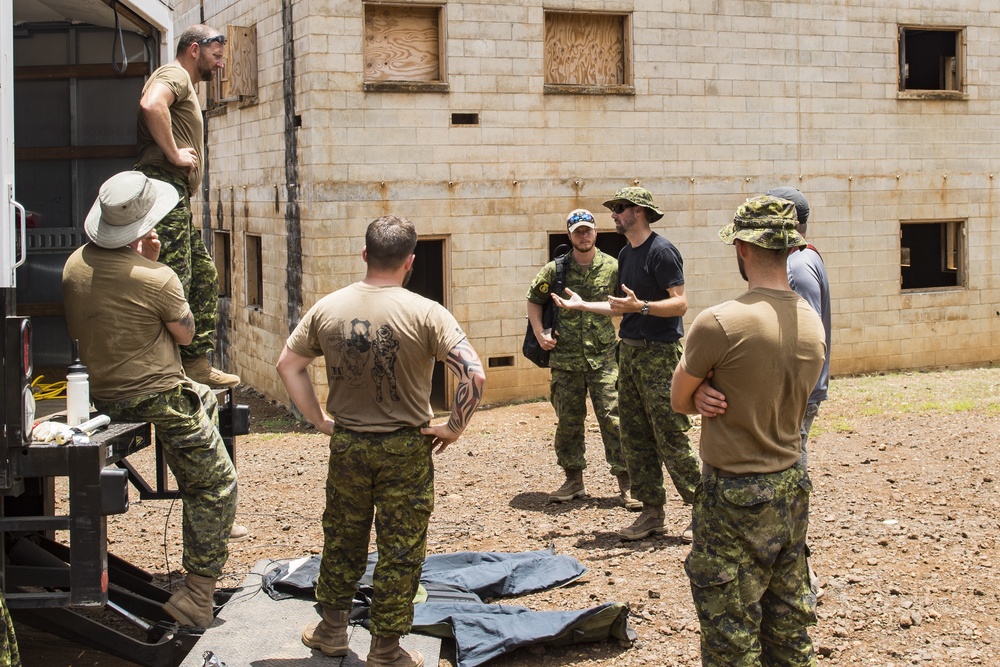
top-left (526, 250), bottom-right (618, 372)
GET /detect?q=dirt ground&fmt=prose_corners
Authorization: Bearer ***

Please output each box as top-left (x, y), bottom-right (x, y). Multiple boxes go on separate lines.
top-left (20, 366), bottom-right (1000, 666)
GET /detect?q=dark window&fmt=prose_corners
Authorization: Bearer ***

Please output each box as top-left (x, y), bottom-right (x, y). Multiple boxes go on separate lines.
top-left (246, 234), bottom-right (263, 308)
top-left (898, 27), bottom-right (962, 92)
top-left (900, 221), bottom-right (964, 291)
top-left (213, 231), bottom-right (231, 297)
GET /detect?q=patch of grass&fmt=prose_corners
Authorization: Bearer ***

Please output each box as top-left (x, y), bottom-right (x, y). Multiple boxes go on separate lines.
top-left (824, 366), bottom-right (1000, 431)
top-left (256, 415), bottom-right (302, 432)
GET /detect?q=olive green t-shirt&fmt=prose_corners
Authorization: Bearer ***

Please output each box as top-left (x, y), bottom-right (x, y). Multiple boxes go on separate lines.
top-left (62, 245), bottom-right (189, 401)
top-left (136, 62), bottom-right (204, 192)
top-left (679, 287), bottom-right (826, 474)
top-left (286, 282), bottom-right (468, 433)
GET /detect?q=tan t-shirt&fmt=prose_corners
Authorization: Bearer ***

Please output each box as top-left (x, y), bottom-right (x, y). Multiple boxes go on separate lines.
top-left (135, 62), bottom-right (204, 192)
top-left (679, 287), bottom-right (826, 474)
top-left (62, 245), bottom-right (189, 402)
top-left (286, 282), bottom-right (468, 432)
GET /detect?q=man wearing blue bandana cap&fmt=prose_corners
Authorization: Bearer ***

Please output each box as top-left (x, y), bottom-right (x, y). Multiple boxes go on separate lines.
top-left (671, 195), bottom-right (826, 666)
top-left (526, 209), bottom-right (634, 508)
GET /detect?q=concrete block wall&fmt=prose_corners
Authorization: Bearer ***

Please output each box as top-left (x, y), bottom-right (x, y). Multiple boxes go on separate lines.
top-left (179, 0), bottom-right (999, 407)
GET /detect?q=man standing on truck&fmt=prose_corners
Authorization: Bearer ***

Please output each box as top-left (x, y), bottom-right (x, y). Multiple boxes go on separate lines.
top-left (62, 171), bottom-right (238, 629)
top-left (277, 215), bottom-right (486, 667)
top-left (135, 24), bottom-right (238, 388)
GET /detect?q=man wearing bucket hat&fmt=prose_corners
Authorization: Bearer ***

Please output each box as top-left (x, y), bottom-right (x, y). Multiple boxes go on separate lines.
top-left (526, 209), bottom-right (635, 508)
top-left (136, 24), bottom-right (238, 389)
top-left (63, 171), bottom-right (238, 629)
top-left (670, 195), bottom-right (826, 665)
top-left (553, 187), bottom-right (702, 542)
top-left (695, 187), bottom-right (832, 600)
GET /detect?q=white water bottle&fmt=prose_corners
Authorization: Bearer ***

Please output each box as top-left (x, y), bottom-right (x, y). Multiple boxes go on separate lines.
top-left (66, 340), bottom-right (91, 427)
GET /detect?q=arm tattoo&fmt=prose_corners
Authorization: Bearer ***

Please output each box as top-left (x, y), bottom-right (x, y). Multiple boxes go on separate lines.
top-left (179, 312), bottom-right (195, 338)
top-left (445, 339), bottom-right (485, 434)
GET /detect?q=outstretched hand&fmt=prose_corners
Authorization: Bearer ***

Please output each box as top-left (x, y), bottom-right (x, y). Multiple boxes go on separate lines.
top-left (552, 287), bottom-right (582, 310)
top-left (608, 284), bottom-right (642, 314)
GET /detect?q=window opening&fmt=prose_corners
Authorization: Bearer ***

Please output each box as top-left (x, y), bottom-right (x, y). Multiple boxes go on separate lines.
top-left (363, 3), bottom-right (447, 92)
top-left (246, 234), bottom-right (263, 308)
top-left (214, 230), bottom-right (232, 298)
top-left (544, 12), bottom-right (633, 94)
top-left (900, 220), bottom-right (965, 291)
top-left (898, 27), bottom-right (962, 92)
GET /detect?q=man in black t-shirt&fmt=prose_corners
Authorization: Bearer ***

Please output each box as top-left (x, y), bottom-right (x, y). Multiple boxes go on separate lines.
top-left (554, 187), bottom-right (701, 542)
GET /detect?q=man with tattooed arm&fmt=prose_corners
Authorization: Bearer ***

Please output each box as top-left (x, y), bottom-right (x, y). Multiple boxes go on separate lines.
top-left (276, 214), bottom-right (486, 667)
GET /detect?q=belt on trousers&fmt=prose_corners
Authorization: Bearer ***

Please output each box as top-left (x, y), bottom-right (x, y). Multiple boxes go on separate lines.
top-left (620, 337), bottom-right (670, 347)
top-left (702, 462), bottom-right (767, 479)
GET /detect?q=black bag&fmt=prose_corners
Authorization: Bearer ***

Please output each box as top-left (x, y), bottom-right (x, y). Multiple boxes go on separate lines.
top-left (522, 248), bottom-right (570, 368)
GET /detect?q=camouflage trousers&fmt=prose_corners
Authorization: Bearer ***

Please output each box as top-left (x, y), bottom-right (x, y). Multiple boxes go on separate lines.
top-left (618, 342), bottom-right (700, 505)
top-left (0, 593), bottom-right (20, 667)
top-left (135, 166), bottom-right (219, 360)
top-left (685, 465), bottom-right (816, 667)
top-left (314, 426), bottom-right (434, 637)
top-left (95, 380), bottom-right (237, 577)
top-left (550, 365), bottom-right (626, 476)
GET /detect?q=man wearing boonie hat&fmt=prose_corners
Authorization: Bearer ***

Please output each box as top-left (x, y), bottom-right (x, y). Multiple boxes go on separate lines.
top-left (670, 194), bottom-right (826, 665)
top-left (695, 186), bottom-right (832, 601)
top-left (526, 209), bottom-right (635, 509)
top-left (554, 187), bottom-right (702, 542)
top-left (63, 171), bottom-right (238, 629)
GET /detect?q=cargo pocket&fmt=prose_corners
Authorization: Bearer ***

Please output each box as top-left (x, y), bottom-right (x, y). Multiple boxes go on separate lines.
top-left (685, 551), bottom-right (738, 590)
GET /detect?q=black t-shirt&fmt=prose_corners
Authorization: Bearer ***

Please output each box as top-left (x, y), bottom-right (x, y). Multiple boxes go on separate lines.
top-left (617, 232), bottom-right (685, 342)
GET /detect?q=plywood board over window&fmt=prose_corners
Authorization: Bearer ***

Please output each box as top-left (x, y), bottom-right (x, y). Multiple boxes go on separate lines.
top-left (223, 25), bottom-right (258, 103)
top-left (544, 11), bottom-right (633, 95)
top-left (364, 4), bottom-right (448, 92)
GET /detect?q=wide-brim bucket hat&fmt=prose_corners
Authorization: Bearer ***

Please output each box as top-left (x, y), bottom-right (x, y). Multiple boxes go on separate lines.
top-left (602, 187), bottom-right (665, 223)
top-left (719, 195), bottom-right (806, 250)
top-left (84, 171), bottom-right (178, 249)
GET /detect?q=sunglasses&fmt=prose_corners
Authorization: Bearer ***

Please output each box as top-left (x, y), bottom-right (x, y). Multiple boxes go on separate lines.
top-left (567, 212), bottom-right (595, 225)
top-left (609, 202), bottom-right (635, 214)
top-left (198, 34), bottom-right (227, 46)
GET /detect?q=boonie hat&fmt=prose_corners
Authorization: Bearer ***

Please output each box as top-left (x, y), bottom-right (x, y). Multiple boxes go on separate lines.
top-left (84, 171), bottom-right (178, 249)
top-left (719, 195), bottom-right (806, 250)
top-left (602, 187), bottom-right (665, 222)
top-left (766, 186), bottom-right (810, 226)
top-left (566, 209), bottom-right (596, 233)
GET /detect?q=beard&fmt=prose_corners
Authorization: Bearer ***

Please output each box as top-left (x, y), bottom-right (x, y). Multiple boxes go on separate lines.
top-left (737, 253), bottom-right (748, 282)
top-left (197, 55), bottom-right (215, 82)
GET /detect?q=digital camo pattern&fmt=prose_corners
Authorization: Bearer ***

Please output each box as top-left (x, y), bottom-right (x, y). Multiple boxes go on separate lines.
top-left (135, 165), bottom-right (219, 359)
top-left (719, 195), bottom-right (806, 251)
top-left (526, 252), bottom-right (618, 372)
top-left (550, 365), bottom-right (626, 476)
top-left (617, 342), bottom-right (700, 506)
top-left (685, 466), bottom-right (816, 666)
top-left (313, 426), bottom-right (434, 636)
top-left (95, 380), bottom-right (237, 576)
top-left (0, 593), bottom-right (20, 667)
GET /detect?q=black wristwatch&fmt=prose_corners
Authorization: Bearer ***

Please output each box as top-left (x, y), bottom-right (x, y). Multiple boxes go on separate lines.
top-left (640, 301), bottom-right (650, 316)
